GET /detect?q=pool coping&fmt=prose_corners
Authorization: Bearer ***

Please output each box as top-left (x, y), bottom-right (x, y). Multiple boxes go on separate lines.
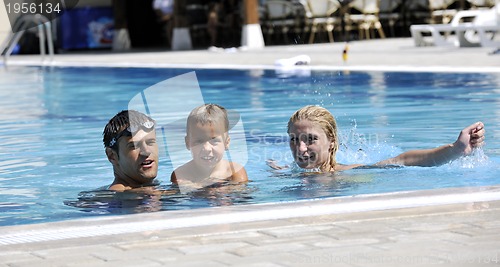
top-left (2, 38), bottom-right (500, 73)
top-left (1, 184), bottom-right (499, 247)
top-left (5, 59), bottom-right (500, 74)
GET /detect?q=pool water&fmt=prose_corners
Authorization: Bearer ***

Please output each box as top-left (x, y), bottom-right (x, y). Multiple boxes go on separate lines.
top-left (0, 66), bottom-right (499, 226)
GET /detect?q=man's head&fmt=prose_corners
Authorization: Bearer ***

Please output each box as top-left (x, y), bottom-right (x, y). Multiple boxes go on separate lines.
top-left (103, 110), bottom-right (159, 187)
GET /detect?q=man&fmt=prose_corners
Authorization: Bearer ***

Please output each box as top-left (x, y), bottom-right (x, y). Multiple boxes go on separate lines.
top-left (103, 110), bottom-right (159, 191)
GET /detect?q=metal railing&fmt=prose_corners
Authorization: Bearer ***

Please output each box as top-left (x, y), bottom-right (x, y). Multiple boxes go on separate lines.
top-left (0, 14), bottom-right (54, 64)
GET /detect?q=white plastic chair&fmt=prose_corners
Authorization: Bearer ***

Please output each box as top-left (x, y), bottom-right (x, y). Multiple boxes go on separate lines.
top-left (302, 0), bottom-right (341, 43)
top-left (410, 4), bottom-right (500, 47)
top-left (429, 0), bottom-right (460, 24)
top-left (346, 0), bottom-right (386, 39)
top-left (378, 0), bottom-right (401, 37)
top-left (263, 0), bottom-right (301, 44)
top-left (467, 0), bottom-right (496, 8)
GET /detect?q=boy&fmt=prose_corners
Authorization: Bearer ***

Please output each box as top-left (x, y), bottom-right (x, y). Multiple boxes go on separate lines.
top-left (171, 104), bottom-right (248, 188)
top-left (103, 110), bottom-right (159, 191)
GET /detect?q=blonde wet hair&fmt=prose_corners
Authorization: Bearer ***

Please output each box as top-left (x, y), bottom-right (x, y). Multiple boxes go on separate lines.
top-left (287, 105), bottom-right (339, 172)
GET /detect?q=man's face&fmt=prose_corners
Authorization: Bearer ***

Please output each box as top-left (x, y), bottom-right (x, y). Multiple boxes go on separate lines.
top-left (113, 129), bottom-right (159, 185)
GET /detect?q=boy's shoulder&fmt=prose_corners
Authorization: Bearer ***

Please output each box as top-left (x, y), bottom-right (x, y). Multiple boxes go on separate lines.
top-left (173, 160), bottom-right (194, 172)
top-left (226, 160), bottom-right (246, 170)
top-left (170, 161), bottom-right (195, 183)
top-left (108, 183), bottom-right (130, 191)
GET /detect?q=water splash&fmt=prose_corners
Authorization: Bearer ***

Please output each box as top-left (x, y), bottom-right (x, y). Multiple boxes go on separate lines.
top-left (337, 122), bottom-right (402, 165)
top-left (447, 148), bottom-right (492, 169)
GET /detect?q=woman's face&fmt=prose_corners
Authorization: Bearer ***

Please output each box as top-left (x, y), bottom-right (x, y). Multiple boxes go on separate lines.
top-left (288, 119), bottom-right (334, 170)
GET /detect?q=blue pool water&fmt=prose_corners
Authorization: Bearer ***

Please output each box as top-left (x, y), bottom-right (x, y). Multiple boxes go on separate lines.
top-left (0, 66), bottom-right (499, 226)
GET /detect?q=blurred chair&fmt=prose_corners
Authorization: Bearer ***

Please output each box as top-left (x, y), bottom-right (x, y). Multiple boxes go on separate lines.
top-left (301, 0), bottom-right (341, 43)
top-left (346, 0), bottom-right (386, 39)
top-left (462, 3), bottom-right (499, 47)
top-left (411, 4), bottom-right (500, 47)
top-left (403, 0), bottom-right (434, 28)
top-left (187, 4), bottom-right (209, 47)
top-left (378, 0), bottom-right (401, 37)
top-left (429, 0), bottom-right (459, 24)
top-left (467, 0), bottom-right (496, 8)
top-left (263, 0), bottom-right (301, 44)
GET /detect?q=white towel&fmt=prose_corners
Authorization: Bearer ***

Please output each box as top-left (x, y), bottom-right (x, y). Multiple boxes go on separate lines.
top-left (274, 55), bottom-right (311, 67)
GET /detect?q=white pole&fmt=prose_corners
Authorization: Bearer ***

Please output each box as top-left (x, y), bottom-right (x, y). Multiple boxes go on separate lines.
top-left (241, 0), bottom-right (264, 49)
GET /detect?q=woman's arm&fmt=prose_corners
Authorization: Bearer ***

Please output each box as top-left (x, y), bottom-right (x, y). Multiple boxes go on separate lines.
top-left (376, 122), bottom-right (485, 167)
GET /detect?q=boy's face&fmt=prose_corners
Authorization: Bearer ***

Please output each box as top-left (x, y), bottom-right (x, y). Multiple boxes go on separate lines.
top-left (186, 122), bottom-right (229, 169)
top-left (111, 129), bottom-right (159, 185)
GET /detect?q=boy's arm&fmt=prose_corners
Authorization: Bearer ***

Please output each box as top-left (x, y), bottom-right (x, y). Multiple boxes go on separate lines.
top-left (376, 122), bottom-right (485, 167)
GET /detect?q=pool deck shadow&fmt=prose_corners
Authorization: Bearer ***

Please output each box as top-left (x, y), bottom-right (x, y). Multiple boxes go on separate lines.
top-left (2, 38), bottom-right (500, 266)
top-left (1, 185), bottom-right (500, 267)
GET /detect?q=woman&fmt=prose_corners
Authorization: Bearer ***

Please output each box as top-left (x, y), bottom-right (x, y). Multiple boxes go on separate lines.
top-left (276, 105), bottom-right (485, 172)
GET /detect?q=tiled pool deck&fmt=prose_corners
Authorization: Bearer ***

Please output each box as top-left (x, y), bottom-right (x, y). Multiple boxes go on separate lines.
top-left (2, 38), bottom-right (500, 266)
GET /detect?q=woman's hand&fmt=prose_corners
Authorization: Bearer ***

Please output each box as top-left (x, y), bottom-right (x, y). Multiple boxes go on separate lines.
top-left (453, 122), bottom-right (485, 155)
top-left (266, 159), bottom-right (288, 170)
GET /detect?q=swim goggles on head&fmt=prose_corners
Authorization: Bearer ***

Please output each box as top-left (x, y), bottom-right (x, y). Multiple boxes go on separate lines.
top-left (108, 120), bottom-right (155, 148)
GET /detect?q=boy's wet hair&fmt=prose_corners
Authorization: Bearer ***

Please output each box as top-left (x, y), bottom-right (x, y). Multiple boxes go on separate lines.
top-left (186, 104), bottom-right (229, 135)
top-left (287, 105), bottom-right (339, 171)
top-left (103, 110), bottom-right (156, 151)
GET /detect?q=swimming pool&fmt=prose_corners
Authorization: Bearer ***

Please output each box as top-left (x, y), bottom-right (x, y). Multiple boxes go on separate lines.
top-left (0, 66), bottom-right (499, 226)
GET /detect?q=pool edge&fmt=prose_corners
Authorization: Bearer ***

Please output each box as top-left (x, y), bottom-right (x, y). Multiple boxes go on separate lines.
top-left (1, 184), bottom-right (499, 246)
top-left (5, 60), bottom-right (500, 73)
